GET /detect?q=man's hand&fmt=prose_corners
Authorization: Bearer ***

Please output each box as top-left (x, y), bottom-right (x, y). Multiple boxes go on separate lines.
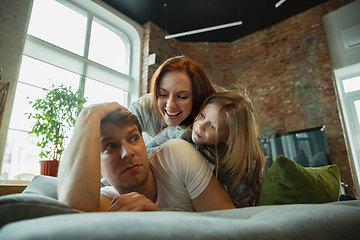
top-left (81, 102), bottom-right (128, 121)
top-left (107, 192), bottom-right (159, 212)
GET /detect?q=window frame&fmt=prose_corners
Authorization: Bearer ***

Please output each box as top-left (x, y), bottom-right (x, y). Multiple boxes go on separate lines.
top-left (0, 0), bottom-right (143, 183)
top-left (334, 62), bottom-right (360, 194)
top-left (70, 0), bottom-right (144, 104)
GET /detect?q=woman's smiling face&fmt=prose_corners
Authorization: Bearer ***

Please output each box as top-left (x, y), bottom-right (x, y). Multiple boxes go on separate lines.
top-left (157, 70), bottom-right (193, 127)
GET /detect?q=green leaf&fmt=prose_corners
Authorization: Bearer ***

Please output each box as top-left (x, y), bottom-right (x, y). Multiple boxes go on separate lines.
top-left (25, 83), bottom-right (87, 160)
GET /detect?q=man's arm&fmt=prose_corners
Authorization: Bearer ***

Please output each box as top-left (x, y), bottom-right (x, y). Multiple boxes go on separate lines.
top-left (57, 102), bottom-right (125, 212)
top-left (192, 175), bottom-right (235, 212)
top-left (100, 187), bottom-right (158, 212)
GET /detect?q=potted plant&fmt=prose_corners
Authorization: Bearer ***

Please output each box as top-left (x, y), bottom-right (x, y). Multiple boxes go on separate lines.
top-left (26, 84), bottom-right (87, 176)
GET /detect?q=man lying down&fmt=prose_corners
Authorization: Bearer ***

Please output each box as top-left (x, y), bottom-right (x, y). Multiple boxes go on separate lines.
top-left (57, 102), bottom-right (235, 212)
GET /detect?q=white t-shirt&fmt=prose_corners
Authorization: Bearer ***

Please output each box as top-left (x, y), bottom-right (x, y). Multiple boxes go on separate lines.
top-left (101, 139), bottom-right (214, 212)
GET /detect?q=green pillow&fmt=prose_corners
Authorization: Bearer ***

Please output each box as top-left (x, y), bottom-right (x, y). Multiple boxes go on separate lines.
top-left (257, 155), bottom-right (341, 205)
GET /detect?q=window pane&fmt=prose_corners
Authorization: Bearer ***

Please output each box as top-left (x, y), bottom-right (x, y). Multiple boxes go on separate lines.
top-left (88, 19), bottom-right (128, 74)
top-left (84, 78), bottom-right (128, 107)
top-left (343, 75), bottom-right (360, 93)
top-left (1, 130), bottom-right (41, 180)
top-left (10, 58), bottom-right (80, 131)
top-left (2, 59), bottom-right (81, 180)
top-left (355, 100), bottom-right (360, 125)
top-left (9, 83), bottom-right (45, 131)
top-left (28, 0), bottom-right (87, 56)
top-left (19, 56), bottom-right (81, 90)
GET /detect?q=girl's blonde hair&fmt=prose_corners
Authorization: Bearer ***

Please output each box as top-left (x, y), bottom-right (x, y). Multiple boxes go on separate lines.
top-left (199, 91), bottom-right (266, 205)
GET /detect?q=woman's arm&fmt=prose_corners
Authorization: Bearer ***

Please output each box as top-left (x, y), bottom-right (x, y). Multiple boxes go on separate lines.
top-left (129, 93), bottom-right (164, 140)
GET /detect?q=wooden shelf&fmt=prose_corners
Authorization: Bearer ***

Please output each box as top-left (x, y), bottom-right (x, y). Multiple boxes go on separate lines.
top-left (0, 185), bottom-right (28, 196)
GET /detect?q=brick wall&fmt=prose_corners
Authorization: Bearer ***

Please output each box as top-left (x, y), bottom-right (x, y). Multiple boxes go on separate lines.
top-left (142, 0), bottom-right (357, 196)
top-left (181, 42), bottom-right (234, 88)
top-left (230, 0), bottom-right (354, 194)
top-left (142, 22), bottom-right (182, 93)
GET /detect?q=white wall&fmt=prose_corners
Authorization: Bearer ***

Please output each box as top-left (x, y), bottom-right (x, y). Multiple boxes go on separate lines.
top-left (322, 0), bottom-right (360, 196)
top-left (322, 0), bottom-right (360, 70)
top-left (0, 0), bottom-right (33, 173)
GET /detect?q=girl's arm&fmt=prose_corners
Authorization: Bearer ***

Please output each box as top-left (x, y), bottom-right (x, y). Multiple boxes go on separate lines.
top-left (129, 93), bottom-right (163, 139)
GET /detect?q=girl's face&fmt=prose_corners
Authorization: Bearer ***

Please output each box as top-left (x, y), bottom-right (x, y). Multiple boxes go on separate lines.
top-left (157, 70), bottom-right (193, 127)
top-left (192, 103), bottom-right (228, 145)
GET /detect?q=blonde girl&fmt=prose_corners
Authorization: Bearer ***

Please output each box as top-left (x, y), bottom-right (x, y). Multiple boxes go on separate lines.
top-left (192, 91), bottom-right (267, 207)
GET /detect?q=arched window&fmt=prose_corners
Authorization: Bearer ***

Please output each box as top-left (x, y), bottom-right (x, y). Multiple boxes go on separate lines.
top-left (0, 0), bottom-right (142, 180)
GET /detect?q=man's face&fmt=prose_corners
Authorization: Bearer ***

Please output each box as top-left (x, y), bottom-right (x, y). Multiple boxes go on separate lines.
top-left (100, 123), bottom-right (150, 194)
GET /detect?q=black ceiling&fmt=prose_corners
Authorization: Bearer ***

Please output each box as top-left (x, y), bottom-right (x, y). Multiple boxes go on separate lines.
top-left (102, 0), bottom-right (329, 42)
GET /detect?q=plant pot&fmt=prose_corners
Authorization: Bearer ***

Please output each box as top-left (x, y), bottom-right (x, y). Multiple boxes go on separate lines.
top-left (39, 160), bottom-right (59, 177)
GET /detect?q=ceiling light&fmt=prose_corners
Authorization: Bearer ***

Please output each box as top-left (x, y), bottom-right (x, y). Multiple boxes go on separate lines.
top-left (275, 0), bottom-right (286, 8)
top-left (165, 21), bottom-right (243, 39)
